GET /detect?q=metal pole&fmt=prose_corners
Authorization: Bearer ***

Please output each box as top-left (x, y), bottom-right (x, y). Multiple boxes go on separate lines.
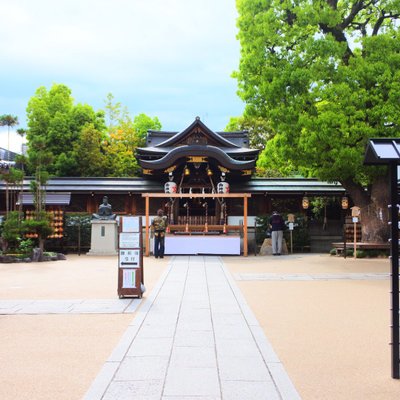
top-left (389, 162), bottom-right (399, 379)
top-left (343, 210), bottom-right (347, 259)
top-left (78, 221), bottom-right (81, 256)
top-left (354, 221), bottom-right (357, 259)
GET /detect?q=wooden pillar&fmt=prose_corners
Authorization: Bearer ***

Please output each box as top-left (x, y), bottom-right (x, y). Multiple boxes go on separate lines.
top-left (145, 196), bottom-right (150, 256)
top-left (131, 195), bottom-right (137, 215)
top-left (243, 196), bottom-right (248, 257)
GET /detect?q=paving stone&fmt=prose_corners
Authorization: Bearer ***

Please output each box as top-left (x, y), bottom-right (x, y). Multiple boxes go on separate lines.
top-left (102, 380), bottom-right (164, 400)
top-left (83, 361), bottom-right (119, 400)
top-left (163, 367), bottom-right (220, 397)
top-left (108, 325), bottom-right (141, 362)
top-left (135, 323), bottom-right (176, 338)
top-left (85, 255), bottom-right (300, 400)
top-left (174, 330), bottom-right (215, 347)
top-left (221, 380), bottom-right (280, 400)
top-left (213, 323), bottom-right (253, 340)
top-left (114, 356), bottom-right (169, 381)
top-left (217, 355), bottom-right (271, 381)
top-left (162, 396), bottom-right (220, 400)
top-left (215, 338), bottom-right (260, 357)
top-left (127, 337), bottom-right (173, 357)
top-left (169, 346), bottom-right (217, 368)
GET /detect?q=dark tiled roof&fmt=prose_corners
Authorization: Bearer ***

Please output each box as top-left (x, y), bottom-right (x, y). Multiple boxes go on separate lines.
top-left (0, 177), bottom-right (343, 194)
top-left (364, 138), bottom-right (400, 165)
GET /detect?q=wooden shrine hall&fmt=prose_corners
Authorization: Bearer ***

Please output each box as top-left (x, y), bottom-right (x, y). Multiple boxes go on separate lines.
top-left (0, 118), bottom-right (346, 256)
top-left (136, 117), bottom-right (259, 256)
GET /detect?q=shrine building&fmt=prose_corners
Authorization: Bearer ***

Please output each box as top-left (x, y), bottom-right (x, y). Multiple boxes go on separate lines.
top-left (0, 118), bottom-right (346, 255)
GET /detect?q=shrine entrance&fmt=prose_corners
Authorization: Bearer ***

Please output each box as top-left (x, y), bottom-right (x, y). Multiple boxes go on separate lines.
top-left (142, 192), bottom-right (251, 256)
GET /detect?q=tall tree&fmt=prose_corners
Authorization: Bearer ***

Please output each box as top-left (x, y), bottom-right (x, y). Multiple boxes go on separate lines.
top-left (0, 114), bottom-right (19, 214)
top-left (102, 94), bottom-right (162, 176)
top-left (26, 84), bottom-right (105, 176)
top-left (225, 114), bottom-right (274, 150)
top-left (234, 0), bottom-right (400, 242)
top-left (132, 113), bottom-right (162, 147)
top-left (0, 114), bottom-right (19, 159)
top-left (75, 124), bottom-right (107, 176)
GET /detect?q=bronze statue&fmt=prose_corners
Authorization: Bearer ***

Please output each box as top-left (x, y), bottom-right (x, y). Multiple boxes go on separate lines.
top-left (92, 196), bottom-right (117, 220)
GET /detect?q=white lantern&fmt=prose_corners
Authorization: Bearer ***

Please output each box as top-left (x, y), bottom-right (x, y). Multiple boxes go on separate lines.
top-left (164, 181), bottom-right (177, 194)
top-left (217, 182), bottom-right (230, 194)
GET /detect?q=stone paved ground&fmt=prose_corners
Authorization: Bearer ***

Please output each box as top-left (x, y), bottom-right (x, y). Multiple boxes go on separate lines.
top-left (84, 256), bottom-right (301, 400)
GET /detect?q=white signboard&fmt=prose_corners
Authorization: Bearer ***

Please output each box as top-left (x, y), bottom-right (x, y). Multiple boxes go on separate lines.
top-left (122, 269), bottom-right (137, 288)
top-left (352, 217), bottom-right (359, 223)
top-left (288, 222), bottom-right (294, 231)
top-left (119, 232), bottom-right (140, 249)
top-left (119, 250), bottom-right (140, 268)
top-left (122, 216), bottom-right (140, 233)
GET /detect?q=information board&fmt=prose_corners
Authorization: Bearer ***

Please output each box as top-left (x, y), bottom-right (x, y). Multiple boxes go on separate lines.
top-left (119, 232), bottom-right (140, 249)
top-left (119, 249), bottom-right (140, 268)
top-left (118, 216), bottom-right (144, 298)
top-left (121, 216), bottom-right (140, 233)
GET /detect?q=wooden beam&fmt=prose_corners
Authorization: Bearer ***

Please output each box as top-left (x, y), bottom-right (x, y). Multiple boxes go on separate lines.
top-left (141, 193), bottom-right (251, 198)
top-left (243, 196), bottom-right (248, 256)
top-left (145, 196), bottom-right (150, 256)
top-left (142, 192), bottom-right (252, 257)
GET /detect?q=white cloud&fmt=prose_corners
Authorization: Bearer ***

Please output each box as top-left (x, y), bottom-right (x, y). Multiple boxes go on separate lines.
top-left (0, 0), bottom-right (244, 135)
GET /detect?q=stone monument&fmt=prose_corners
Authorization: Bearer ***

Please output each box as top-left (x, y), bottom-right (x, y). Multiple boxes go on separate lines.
top-left (88, 196), bottom-right (118, 256)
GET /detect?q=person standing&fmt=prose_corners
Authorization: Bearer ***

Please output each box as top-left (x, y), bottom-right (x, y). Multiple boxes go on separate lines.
top-left (269, 211), bottom-right (285, 256)
top-left (151, 209), bottom-right (168, 258)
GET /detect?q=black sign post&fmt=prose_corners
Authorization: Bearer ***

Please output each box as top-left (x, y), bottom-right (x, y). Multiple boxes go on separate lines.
top-left (389, 162), bottom-right (400, 379)
top-left (364, 139), bottom-right (400, 379)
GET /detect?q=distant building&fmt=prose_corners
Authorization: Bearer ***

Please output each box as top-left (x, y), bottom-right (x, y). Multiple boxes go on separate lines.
top-left (0, 147), bottom-right (18, 170)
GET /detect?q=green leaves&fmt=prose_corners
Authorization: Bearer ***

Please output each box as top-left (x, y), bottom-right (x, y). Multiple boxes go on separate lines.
top-left (235, 0), bottom-right (400, 186)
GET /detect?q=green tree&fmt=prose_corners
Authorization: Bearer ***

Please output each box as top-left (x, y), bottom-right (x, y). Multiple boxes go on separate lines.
top-left (0, 114), bottom-right (19, 215)
top-left (132, 113), bottom-right (162, 147)
top-left (75, 124), bottom-right (107, 176)
top-left (0, 114), bottom-right (19, 160)
top-left (234, 0), bottom-right (400, 242)
top-left (102, 94), bottom-right (162, 176)
top-left (225, 114), bottom-right (273, 150)
top-left (26, 84), bottom-right (105, 176)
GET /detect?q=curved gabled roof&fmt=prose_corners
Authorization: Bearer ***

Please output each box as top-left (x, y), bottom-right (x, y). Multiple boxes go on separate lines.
top-left (139, 145), bottom-right (256, 171)
top-left (155, 117), bottom-right (241, 148)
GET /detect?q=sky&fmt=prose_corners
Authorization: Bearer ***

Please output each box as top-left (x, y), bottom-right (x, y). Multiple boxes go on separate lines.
top-left (0, 0), bottom-right (244, 153)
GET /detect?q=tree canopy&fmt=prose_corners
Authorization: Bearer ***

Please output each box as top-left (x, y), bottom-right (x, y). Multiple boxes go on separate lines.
top-left (25, 85), bottom-right (161, 177)
top-left (234, 0), bottom-right (400, 241)
top-left (26, 84), bottom-right (105, 176)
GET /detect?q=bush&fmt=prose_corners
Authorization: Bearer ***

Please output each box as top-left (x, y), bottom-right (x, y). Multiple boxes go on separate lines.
top-left (356, 250), bottom-right (367, 258)
top-left (1, 211), bottom-right (26, 253)
top-left (255, 213), bottom-right (310, 251)
top-left (64, 213), bottom-right (92, 251)
top-left (17, 238), bottom-right (35, 256)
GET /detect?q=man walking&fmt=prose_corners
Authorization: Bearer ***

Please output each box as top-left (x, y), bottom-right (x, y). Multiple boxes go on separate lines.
top-left (269, 210), bottom-right (285, 256)
top-left (151, 209), bottom-right (168, 258)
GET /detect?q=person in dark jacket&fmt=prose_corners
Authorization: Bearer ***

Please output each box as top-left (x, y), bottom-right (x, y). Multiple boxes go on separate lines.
top-left (151, 209), bottom-right (168, 258)
top-left (269, 211), bottom-right (285, 255)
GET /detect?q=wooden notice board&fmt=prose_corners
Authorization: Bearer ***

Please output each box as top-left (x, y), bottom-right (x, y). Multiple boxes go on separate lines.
top-left (118, 216), bottom-right (144, 298)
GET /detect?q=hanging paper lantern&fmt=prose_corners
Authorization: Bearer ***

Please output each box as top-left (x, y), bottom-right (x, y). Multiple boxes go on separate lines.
top-left (217, 181), bottom-right (230, 194)
top-left (164, 181), bottom-right (177, 193)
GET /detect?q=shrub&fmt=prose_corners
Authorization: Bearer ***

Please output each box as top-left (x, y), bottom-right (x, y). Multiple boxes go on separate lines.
top-left (64, 213), bottom-right (92, 251)
top-left (356, 250), bottom-right (367, 258)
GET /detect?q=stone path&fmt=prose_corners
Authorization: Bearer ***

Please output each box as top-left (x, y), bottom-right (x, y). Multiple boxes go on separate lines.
top-left (0, 298), bottom-right (141, 314)
top-left (234, 272), bottom-right (391, 281)
top-left (84, 256), bottom-right (301, 400)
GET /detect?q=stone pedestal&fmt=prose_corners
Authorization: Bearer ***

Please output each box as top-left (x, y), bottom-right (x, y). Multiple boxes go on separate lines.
top-left (259, 238), bottom-right (288, 256)
top-left (87, 220), bottom-right (118, 256)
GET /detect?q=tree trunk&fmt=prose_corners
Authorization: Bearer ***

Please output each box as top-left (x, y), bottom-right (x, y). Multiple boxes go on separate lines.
top-left (342, 176), bottom-right (390, 243)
